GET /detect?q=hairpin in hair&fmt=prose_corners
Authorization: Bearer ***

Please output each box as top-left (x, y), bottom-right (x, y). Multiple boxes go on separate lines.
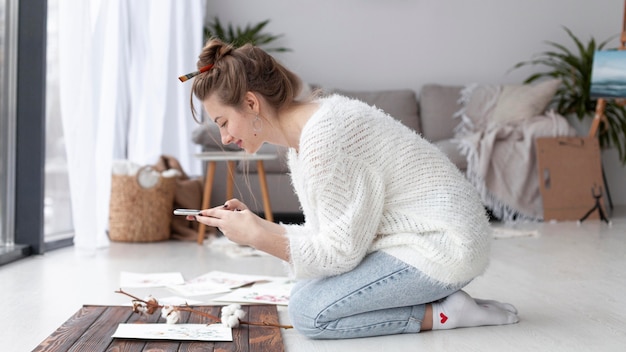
top-left (178, 64), bottom-right (214, 82)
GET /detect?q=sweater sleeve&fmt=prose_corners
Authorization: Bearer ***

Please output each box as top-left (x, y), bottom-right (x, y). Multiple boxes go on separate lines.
top-left (285, 142), bottom-right (386, 279)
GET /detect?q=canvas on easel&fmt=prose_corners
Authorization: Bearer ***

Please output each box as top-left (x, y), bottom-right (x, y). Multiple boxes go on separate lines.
top-left (536, 2), bottom-right (626, 223)
top-left (589, 0), bottom-right (626, 138)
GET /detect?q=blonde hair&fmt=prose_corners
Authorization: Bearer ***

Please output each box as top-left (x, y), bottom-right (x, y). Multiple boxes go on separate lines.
top-left (190, 38), bottom-right (302, 123)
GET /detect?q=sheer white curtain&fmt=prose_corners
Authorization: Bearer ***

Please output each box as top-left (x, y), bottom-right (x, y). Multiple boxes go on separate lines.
top-left (58, 0), bottom-right (205, 252)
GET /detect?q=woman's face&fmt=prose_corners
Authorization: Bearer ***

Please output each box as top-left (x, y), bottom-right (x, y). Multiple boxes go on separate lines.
top-left (203, 94), bottom-right (262, 154)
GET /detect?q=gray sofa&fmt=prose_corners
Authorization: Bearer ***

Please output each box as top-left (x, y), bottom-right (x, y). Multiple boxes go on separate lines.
top-left (192, 84), bottom-right (467, 218)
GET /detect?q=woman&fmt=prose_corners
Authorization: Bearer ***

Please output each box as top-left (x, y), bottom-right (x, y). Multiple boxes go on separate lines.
top-left (184, 38), bottom-right (519, 339)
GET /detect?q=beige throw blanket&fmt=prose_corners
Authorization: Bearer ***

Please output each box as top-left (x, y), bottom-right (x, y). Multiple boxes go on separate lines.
top-left (454, 84), bottom-right (576, 222)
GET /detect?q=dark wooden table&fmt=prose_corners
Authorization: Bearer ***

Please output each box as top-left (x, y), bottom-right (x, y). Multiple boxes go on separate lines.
top-left (33, 305), bottom-right (285, 352)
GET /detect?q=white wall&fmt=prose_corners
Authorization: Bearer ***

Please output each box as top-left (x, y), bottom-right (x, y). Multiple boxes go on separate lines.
top-left (206, 0), bottom-right (626, 207)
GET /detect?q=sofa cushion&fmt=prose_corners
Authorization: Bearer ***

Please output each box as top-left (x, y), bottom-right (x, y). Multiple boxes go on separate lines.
top-left (455, 83), bottom-right (501, 133)
top-left (490, 78), bottom-right (561, 124)
top-left (419, 84), bottom-right (463, 142)
top-left (333, 89), bottom-right (421, 133)
top-left (433, 139), bottom-right (467, 171)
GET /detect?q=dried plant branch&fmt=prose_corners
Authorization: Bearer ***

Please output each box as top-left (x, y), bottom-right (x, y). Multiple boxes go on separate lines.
top-left (115, 288), bottom-right (292, 329)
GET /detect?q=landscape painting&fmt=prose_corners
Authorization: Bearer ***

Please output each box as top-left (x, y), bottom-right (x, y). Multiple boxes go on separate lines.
top-left (590, 50), bottom-right (626, 98)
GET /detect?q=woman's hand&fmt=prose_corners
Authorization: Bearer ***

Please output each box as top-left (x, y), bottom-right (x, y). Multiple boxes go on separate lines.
top-left (193, 199), bottom-right (290, 261)
top-left (197, 202), bottom-right (262, 247)
top-left (222, 198), bottom-right (248, 212)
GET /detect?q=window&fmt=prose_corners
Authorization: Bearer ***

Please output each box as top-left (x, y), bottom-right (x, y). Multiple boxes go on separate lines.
top-left (44, 0), bottom-right (73, 244)
top-left (1, 0), bottom-right (50, 265)
top-left (0, 0), bottom-right (18, 262)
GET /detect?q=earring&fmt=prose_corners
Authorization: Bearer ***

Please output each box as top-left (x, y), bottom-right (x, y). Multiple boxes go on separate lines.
top-left (252, 115), bottom-right (263, 133)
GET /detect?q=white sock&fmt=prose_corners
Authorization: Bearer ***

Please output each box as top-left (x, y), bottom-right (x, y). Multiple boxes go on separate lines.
top-left (432, 290), bottom-right (519, 330)
top-left (474, 298), bottom-right (518, 314)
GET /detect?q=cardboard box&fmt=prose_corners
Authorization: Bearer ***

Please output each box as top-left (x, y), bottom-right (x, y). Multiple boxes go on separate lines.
top-left (536, 136), bottom-right (606, 221)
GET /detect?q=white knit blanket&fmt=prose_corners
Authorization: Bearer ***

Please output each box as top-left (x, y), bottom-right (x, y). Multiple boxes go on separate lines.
top-left (454, 85), bottom-right (576, 222)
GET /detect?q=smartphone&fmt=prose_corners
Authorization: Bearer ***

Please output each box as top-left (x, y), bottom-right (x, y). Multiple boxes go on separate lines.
top-left (173, 209), bottom-right (202, 216)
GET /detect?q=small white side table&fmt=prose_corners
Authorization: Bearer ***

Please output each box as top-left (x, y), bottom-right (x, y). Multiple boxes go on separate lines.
top-left (195, 151), bottom-right (277, 244)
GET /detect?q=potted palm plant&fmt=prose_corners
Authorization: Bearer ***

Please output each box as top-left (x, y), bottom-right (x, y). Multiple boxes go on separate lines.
top-left (203, 17), bottom-right (290, 53)
top-left (512, 26), bottom-right (626, 164)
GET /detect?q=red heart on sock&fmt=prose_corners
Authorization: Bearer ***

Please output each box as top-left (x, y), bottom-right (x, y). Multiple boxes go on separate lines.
top-left (440, 313), bottom-right (448, 324)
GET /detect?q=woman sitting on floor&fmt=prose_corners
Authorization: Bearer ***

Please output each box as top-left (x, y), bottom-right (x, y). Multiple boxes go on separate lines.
top-left (182, 38), bottom-right (519, 339)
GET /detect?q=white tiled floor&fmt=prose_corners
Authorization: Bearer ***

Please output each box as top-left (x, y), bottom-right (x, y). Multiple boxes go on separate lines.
top-left (2, 208), bottom-right (625, 351)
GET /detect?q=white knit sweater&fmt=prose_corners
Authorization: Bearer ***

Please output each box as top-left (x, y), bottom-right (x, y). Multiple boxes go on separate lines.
top-left (283, 95), bottom-right (491, 285)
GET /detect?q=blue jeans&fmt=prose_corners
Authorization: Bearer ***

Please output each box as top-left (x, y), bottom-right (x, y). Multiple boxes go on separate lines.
top-left (288, 251), bottom-right (467, 339)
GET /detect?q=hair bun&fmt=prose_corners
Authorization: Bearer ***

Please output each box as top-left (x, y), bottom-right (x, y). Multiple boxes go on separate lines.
top-left (198, 38), bottom-right (234, 67)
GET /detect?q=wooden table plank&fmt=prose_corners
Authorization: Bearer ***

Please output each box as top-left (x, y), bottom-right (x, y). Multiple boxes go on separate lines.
top-left (106, 306), bottom-right (164, 352)
top-left (34, 305), bottom-right (284, 352)
top-left (68, 306), bottom-right (134, 352)
top-left (33, 306), bottom-right (108, 352)
top-left (248, 305), bottom-right (284, 352)
top-left (215, 306), bottom-right (248, 352)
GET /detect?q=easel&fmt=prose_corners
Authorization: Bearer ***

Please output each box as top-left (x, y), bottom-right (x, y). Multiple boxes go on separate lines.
top-left (578, 183), bottom-right (611, 224)
top-left (589, 1), bottom-right (626, 137)
top-left (579, 1), bottom-right (626, 224)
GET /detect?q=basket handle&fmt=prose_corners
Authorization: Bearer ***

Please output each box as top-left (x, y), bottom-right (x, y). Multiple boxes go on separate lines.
top-left (136, 165), bottom-right (161, 189)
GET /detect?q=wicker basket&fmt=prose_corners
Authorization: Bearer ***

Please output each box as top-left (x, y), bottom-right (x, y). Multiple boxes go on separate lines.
top-left (108, 166), bottom-right (178, 242)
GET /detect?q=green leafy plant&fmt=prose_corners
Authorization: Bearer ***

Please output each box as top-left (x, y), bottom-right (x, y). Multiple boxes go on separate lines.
top-left (204, 17), bottom-right (290, 53)
top-left (512, 26), bottom-right (626, 164)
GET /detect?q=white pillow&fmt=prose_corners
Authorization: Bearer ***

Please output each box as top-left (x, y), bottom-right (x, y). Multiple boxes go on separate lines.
top-left (490, 79), bottom-right (561, 124)
top-left (456, 83), bottom-right (501, 133)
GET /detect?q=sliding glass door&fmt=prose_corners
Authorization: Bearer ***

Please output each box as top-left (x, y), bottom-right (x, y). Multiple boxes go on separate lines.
top-left (1, 0), bottom-right (72, 266)
top-left (1, 0), bottom-right (48, 265)
top-left (44, 0), bottom-right (73, 244)
top-left (0, 0), bottom-right (17, 252)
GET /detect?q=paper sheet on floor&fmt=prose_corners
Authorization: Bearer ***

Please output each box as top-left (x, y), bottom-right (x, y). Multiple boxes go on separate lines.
top-left (112, 323), bottom-right (232, 341)
top-left (167, 270), bottom-right (286, 297)
top-left (120, 271), bottom-right (185, 288)
top-left (122, 296), bottom-right (204, 306)
top-left (491, 226), bottom-right (540, 239)
top-left (212, 279), bottom-right (295, 306)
